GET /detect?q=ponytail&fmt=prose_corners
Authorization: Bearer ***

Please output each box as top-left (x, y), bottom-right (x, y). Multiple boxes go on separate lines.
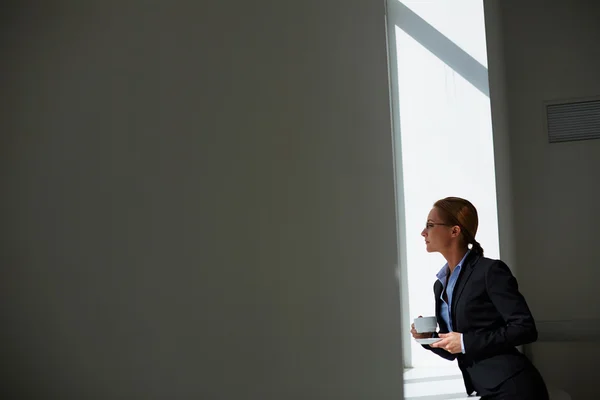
top-left (470, 240), bottom-right (484, 256)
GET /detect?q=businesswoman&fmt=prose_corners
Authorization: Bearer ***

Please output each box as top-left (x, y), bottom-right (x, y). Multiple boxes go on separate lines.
top-left (411, 197), bottom-right (548, 399)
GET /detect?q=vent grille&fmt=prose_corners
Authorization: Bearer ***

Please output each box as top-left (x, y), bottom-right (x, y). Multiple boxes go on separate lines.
top-left (546, 99), bottom-right (600, 143)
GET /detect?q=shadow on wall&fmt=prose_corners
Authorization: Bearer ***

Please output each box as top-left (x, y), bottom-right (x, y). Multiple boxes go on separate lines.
top-left (388, 0), bottom-right (489, 97)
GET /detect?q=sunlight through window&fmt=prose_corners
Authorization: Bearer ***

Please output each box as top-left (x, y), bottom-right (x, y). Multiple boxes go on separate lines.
top-left (387, 0), bottom-right (500, 369)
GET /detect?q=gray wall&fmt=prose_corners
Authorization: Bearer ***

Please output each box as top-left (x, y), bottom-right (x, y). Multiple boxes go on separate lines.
top-left (0, 1), bottom-right (403, 399)
top-left (486, 1), bottom-right (600, 398)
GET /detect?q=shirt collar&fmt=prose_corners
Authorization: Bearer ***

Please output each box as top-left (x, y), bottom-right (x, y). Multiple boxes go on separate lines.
top-left (436, 249), bottom-right (471, 282)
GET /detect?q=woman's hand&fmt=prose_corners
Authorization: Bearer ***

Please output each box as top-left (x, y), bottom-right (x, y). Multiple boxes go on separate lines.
top-left (430, 332), bottom-right (462, 354)
top-left (410, 316), bottom-right (434, 339)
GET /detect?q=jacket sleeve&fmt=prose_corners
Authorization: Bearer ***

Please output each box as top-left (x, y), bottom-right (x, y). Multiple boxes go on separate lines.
top-left (462, 260), bottom-right (538, 357)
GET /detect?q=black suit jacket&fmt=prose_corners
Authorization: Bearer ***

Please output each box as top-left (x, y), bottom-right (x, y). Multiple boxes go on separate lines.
top-left (424, 252), bottom-right (538, 394)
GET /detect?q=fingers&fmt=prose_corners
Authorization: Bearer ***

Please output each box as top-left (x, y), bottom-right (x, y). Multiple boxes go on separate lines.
top-left (433, 342), bottom-right (453, 353)
top-left (430, 338), bottom-right (447, 348)
top-left (410, 328), bottom-right (432, 339)
top-left (410, 323), bottom-right (417, 338)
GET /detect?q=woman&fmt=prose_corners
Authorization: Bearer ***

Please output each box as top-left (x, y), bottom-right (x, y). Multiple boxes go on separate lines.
top-left (411, 197), bottom-right (548, 399)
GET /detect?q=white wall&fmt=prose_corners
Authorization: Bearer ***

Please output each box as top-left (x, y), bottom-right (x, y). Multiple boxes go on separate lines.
top-left (485, 1), bottom-right (600, 398)
top-left (0, 1), bottom-right (404, 399)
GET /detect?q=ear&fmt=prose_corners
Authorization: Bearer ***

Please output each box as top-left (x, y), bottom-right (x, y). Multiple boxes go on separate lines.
top-left (451, 225), bottom-right (461, 238)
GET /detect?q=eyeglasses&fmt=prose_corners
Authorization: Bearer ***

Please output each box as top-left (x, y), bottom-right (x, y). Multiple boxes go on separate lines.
top-left (424, 222), bottom-right (452, 230)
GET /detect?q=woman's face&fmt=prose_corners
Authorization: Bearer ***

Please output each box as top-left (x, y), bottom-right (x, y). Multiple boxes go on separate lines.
top-left (421, 207), bottom-right (453, 253)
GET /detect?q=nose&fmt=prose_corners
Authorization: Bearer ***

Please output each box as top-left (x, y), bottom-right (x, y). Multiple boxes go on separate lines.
top-left (421, 228), bottom-right (427, 237)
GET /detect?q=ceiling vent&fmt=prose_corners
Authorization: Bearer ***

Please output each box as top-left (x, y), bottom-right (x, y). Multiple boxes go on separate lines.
top-left (545, 97), bottom-right (600, 143)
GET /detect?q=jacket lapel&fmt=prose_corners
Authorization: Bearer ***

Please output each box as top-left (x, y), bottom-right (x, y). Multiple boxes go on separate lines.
top-left (451, 252), bottom-right (480, 326)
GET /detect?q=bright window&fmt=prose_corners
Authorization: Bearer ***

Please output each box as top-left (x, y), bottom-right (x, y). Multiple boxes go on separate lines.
top-left (387, 0), bottom-right (500, 369)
